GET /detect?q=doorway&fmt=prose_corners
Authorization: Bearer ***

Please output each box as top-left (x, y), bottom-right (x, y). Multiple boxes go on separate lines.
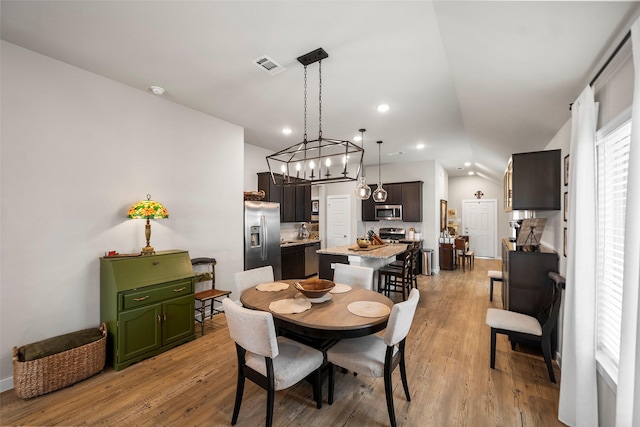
top-left (326, 195), bottom-right (351, 248)
top-left (462, 199), bottom-right (497, 258)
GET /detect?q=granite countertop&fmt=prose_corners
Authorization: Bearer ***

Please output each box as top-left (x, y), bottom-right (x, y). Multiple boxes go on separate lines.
top-left (317, 243), bottom-right (409, 259)
top-left (280, 238), bottom-right (321, 248)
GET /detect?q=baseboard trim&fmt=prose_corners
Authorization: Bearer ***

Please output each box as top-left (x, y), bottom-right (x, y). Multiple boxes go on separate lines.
top-left (1, 376), bottom-right (14, 393)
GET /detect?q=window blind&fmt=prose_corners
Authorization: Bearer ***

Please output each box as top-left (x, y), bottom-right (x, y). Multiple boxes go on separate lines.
top-left (595, 118), bottom-right (631, 377)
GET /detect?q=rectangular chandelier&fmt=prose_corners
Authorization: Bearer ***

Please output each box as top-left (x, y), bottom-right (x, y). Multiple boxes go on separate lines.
top-left (266, 137), bottom-right (364, 185)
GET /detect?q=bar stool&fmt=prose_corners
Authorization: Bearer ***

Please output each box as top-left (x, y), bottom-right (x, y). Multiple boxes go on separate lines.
top-left (377, 250), bottom-right (412, 301)
top-left (463, 251), bottom-right (475, 271)
top-left (488, 270), bottom-right (503, 302)
top-left (192, 257), bottom-right (231, 336)
top-left (388, 242), bottom-right (419, 289)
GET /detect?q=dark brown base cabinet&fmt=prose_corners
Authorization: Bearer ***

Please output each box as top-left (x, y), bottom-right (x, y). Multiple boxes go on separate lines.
top-left (318, 253), bottom-right (348, 280)
top-left (439, 244), bottom-right (455, 270)
top-left (100, 250), bottom-right (196, 371)
top-left (281, 242), bottom-right (321, 279)
top-left (501, 240), bottom-right (558, 316)
top-left (501, 239), bottom-right (559, 352)
top-left (281, 245), bottom-right (305, 279)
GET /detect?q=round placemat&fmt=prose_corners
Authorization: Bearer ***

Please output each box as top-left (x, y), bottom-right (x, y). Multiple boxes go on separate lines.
top-left (269, 298), bottom-right (312, 314)
top-left (256, 282), bottom-right (290, 292)
top-left (330, 283), bottom-right (352, 294)
top-left (347, 301), bottom-right (391, 318)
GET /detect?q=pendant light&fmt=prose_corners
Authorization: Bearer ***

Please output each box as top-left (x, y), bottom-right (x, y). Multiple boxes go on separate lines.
top-left (354, 128), bottom-right (372, 200)
top-left (373, 140), bottom-right (388, 202)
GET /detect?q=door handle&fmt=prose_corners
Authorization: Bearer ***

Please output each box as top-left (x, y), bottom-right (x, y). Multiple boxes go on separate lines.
top-left (260, 215), bottom-right (267, 261)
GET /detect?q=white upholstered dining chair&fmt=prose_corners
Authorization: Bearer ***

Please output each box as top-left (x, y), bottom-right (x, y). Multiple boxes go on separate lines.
top-left (233, 266), bottom-right (274, 302)
top-left (326, 288), bottom-right (420, 427)
top-left (222, 298), bottom-right (324, 427)
top-left (333, 263), bottom-right (374, 290)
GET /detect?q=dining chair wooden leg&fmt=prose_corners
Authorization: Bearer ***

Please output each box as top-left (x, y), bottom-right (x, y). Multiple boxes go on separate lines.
top-left (264, 358), bottom-right (276, 427)
top-left (232, 347), bottom-right (246, 426)
top-left (541, 337), bottom-right (556, 383)
top-left (314, 368), bottom-right (322, 408)
top-left (384, 356), bottom-right (397, 427)
top-left (231, 372), bottom-right (245, 425)
top-left (490, 328), bottom-right (497, 369)
top-left (328, 363), bottom-right (335, 405)
top-left (399, 340), bottom-right (410, 401)
top-left (266, 385), bottom-right (275, 427)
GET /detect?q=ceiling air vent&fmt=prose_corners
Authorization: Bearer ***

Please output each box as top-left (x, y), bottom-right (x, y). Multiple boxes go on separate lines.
top-left (253, 55), bottom-right (286, 75)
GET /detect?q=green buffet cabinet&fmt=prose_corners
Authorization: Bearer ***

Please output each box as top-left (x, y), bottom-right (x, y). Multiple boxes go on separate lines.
top-left (100, 250), bottom-right (196, 370)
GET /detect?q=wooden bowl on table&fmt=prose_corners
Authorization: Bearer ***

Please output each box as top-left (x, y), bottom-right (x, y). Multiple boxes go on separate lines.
top-left (294, 278), bottom-right (335, 299)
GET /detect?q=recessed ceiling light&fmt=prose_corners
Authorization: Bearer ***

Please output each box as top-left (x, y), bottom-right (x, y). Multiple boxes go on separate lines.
top-left (416, 143), bottom-right (425, 149)
top-left (149, 85), bottom-right (165, 95)
top-left (464, 162), bottom-right (471, 167)
top-left (282, 128), bottom-right (292, 135)
top-left (353, 135), bottom-right (362, 142)
top-left (468, 171), bottom-right (474, 175)
top-left (377, 104), bottom-right (390, 113)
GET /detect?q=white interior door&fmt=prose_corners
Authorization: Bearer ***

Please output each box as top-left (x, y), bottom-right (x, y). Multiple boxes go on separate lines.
top-left (326, 195), bottom-right (350, 248)
top-left (462, 199), bottom-right (497, 258)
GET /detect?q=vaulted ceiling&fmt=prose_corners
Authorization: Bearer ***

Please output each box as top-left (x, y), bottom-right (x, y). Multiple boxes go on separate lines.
top-left (2, 1), bottom-right (638, 183)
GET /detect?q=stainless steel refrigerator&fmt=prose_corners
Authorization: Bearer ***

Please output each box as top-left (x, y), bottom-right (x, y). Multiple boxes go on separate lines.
top-left (244, 201), bottom-right (282, 280)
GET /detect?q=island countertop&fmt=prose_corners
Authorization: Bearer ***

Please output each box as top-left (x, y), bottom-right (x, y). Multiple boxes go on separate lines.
top-left (317, 243), bottom-right (409, 259)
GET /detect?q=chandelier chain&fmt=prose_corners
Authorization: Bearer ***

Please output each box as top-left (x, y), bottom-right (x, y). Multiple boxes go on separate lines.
top-left (318, 60), bottom-right (322, 139)
top-left (303, 65), bottom-right (308, 142)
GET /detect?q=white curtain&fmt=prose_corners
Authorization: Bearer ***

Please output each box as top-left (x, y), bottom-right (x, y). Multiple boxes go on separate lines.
top-left (616, 18), bottom-right (640, 427)
top-left (558, 85), bottom-right (598, 426)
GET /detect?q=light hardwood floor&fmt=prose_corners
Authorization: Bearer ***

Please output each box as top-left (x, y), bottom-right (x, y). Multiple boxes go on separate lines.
top-left (0, 258), bottom-right (563, 426)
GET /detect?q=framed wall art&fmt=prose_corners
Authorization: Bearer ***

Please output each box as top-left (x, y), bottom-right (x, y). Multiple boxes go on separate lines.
top-left (564, 192), bottom-right (568, 221)
top-left (440, 199), bottom-right (447, 232)
top-left (564, 154), bottom-right (570, 186)
top-left (564, 227), bottom-right (568, 257)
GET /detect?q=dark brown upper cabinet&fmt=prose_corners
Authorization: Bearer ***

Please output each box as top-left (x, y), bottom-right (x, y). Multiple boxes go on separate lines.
top-left (257, 172), bottom-right (311, 223)
top-left (506, 150), bottom-right (561, 211)
top-left (361, 181), bottom-right (423, 222)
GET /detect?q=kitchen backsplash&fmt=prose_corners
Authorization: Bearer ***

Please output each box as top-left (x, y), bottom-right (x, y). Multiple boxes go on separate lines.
top-left (280, 222), bottom-right (320, 242)
top-left (362, 221), bottom-right (423, 238)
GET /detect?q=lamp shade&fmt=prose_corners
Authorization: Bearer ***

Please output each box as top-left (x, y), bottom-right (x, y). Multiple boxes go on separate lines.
top-left (127, 195), bottom-right (169, 219)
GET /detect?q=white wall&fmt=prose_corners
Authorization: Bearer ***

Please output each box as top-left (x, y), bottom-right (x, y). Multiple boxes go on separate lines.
top-left (244, 144), bottom-right (273, 192)
top-left (0, 42), bottom-right (245, 391)
top-left (449, 175), bottom-right (509, 258)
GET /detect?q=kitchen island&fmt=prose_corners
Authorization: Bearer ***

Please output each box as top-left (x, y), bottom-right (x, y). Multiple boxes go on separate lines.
top-left (317, 243), bottom-right (409, 289)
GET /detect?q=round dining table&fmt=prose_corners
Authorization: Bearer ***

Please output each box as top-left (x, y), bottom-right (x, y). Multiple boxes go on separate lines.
top-left (240, 280), bottom-right (394, 341)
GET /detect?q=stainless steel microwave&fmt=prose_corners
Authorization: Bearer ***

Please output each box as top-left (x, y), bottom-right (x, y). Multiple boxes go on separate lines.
top-left (375, 205), bottom-right (402, 221)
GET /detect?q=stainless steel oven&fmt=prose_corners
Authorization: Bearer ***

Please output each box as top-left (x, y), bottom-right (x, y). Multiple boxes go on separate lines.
top-left (374, 205), bottom-right (402, 221)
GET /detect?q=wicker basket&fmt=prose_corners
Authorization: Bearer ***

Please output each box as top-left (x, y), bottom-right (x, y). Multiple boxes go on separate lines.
top-left (12, 323), bottom-right (107, 399)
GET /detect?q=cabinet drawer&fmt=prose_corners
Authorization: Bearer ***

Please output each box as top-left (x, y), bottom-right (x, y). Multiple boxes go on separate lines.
top-left (121, 280), bottom-right (193, 311)
top-left (109, 251), bottom-right (194, 291)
